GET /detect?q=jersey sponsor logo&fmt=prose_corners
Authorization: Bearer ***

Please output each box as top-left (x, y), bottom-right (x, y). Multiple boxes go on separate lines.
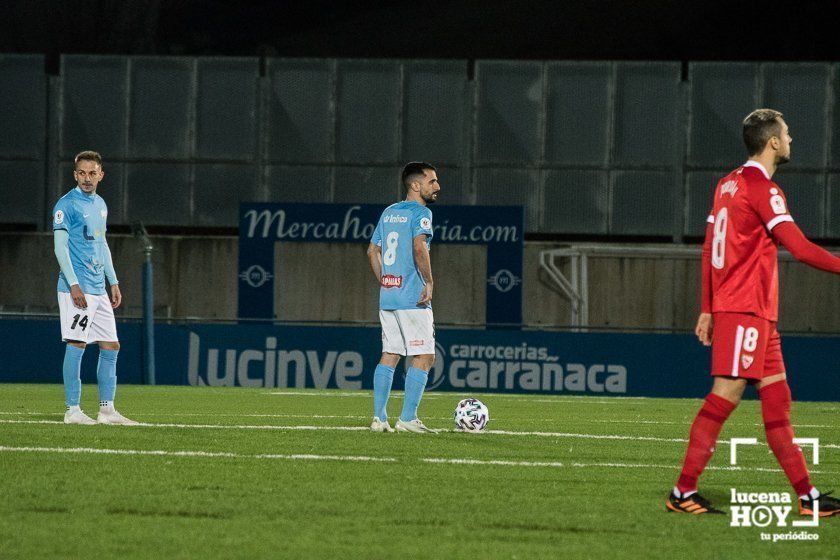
top-left (83, 226), bottom-right (95, 240)
top-left (419, 217), bottom-right (432, 230)
top-left (380, 274), bottom-right (403, 288)
top-left (384, 214), bottom-right (408, 223)
top-left (54, 210), bottom-right (64, 224)
top-left (770, 194), bottom-right (787, 215)
top-left (720, 180), bottom-right (739, 198)
top-left (741, 354), bottom-right (754, 370)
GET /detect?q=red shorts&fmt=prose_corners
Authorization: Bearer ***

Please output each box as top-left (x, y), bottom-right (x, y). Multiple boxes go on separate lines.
top-left (711, 312), bottom-right (785, 381)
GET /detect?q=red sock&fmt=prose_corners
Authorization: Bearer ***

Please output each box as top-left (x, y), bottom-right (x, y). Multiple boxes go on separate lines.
top-left (760, 381), bottom-right (813, 497)
top-left (676, 393), bottom-right (737, 494)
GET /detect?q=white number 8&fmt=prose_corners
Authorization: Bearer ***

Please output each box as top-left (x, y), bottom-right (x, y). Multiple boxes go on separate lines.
top-left (711, 207), bottom-right (727, 270)
top-left (742, 327), bottom-right (759, 352)
top-left (383, 231), bottom-right (399, 265)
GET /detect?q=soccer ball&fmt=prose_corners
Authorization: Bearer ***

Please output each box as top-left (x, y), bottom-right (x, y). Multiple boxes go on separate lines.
top-left (454, 398), bottom-right (489, 432)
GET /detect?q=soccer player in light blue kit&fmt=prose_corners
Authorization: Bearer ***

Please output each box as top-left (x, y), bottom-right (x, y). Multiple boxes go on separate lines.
top-left (366, 162), bottom-right (440, 433)
top-left (53, 151), bottom-right (137, 425)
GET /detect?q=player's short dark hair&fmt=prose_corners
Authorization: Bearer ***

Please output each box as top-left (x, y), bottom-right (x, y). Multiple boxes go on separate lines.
top-left (74, 150), bottom-right (102, 168)
top-left (742, 109), bottom-right (783, 156)
top-left (401, 162), bottom-right (436, 189)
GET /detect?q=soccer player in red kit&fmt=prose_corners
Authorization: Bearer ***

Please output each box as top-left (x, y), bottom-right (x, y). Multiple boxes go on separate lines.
top-left (666, 109), bottom-right (840, 516)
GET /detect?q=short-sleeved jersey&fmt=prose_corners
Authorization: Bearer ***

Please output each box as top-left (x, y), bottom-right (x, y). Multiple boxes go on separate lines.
top-left (52, 187), bottom-right (111, 296)
top-left (706, 161), bottom-right (793, 322)
top-left (371, 201), bottom-right (433, 310)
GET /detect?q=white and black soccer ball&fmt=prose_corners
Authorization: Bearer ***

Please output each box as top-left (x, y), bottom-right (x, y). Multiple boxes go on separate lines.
top-left (454, 398), bottom-right (489, 432)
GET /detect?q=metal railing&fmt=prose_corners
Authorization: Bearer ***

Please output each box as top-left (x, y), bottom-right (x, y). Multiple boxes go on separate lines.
top-left (539, 245), bottom-right (804, 327)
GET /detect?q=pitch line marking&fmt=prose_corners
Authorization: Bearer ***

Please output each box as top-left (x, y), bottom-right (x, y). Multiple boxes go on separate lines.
top-left (265, 392), bottom-right (839, 408)
top-left (266, 392), bottom-right (637, 404)
top-left (485, 429), bottom-right (686, 443)
top-left (0, 445), bottom-right (836, 475)
top-left (0, 419), bottom-right (368, 431)
top-left (1, 419), bottom-right (838, 451)
top-left (0, 445), bottom-right (395, 462)
top-left (0, 412), bottom-right (835, 431)
top-left (423, 458), bottom-right (838, 475)
top-left (0, 419), bottom-right (685, 441)
top-left (0, 411), bottom-right (835, 430)
top-left (0, 411), bottom-right (458, 421)
top-left (0, 412), bottom-right (377, 420)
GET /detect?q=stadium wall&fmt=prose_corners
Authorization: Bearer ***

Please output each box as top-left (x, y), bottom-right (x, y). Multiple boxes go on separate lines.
top-left (3, 55), bottom-right (840, 241)
top-left (1, 319), bottom-right (838, 401)
top-left (2, 233), bottom-right (839, 332)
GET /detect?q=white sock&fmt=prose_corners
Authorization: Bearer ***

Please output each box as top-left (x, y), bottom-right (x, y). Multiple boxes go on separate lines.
top-left (99, 400), bottom-right (114, 412)
top-left (66, 405), bottom-right (81, 412)
top-left (799, 487), bottom-right (819, 500)
top-left (673, 487), bottom-right (696, 499)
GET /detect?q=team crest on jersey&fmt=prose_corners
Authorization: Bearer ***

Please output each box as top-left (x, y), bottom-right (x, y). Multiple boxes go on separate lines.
top-left (380, 274), bottom-right (403, 288)
top-left (741, 354), bottom-right (754, 370)
top-left (420, 217), bottom-right (431, 230)
top-left (54, 210), bottom-right (64, 224)
top-left (720, 180), bottom-right (739, 198)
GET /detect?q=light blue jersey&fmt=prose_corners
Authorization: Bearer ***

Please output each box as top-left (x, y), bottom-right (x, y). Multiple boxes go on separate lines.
top-left (52, 187), bottom-right (111, 296)
top-left (371, 201), bottom-right (433, 310)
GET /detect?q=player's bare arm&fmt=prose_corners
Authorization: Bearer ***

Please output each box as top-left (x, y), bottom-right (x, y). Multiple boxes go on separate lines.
top-left (102, 240), bottom-right (121, 308)
top-left (413, 234), bottom-right (433, 305)
top-left (694, 313), bottom-right (713, 346)
top-left (110, 284), bottom-right (122, 309)
top-left (366, 243), bottom-right (383, 283)
top-left (70, 285), bottom-right (88, 310)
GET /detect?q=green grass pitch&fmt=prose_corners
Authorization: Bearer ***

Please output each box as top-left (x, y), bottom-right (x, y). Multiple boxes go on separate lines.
top-left (0, 383), bottom-right (837, 559)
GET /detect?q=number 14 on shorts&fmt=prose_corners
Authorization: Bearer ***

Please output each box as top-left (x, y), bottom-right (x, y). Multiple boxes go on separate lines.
top-left (70, 313), bottom-right (89, 331)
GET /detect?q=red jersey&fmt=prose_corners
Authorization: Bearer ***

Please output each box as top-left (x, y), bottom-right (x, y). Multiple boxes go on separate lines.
top-left (704, 161), bottom-right (793, 322)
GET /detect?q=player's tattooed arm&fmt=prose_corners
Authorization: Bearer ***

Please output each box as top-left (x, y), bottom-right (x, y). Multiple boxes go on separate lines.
top-left (366, 243), bottom-right (383, 283)
top-left (413, 235), bottom-right (433, 305)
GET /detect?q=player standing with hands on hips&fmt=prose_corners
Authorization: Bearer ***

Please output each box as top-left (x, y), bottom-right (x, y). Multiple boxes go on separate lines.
top-left (53, 151), bottom-right (137, 425)
top-left (667, 110), bottom-right (840, 516)
top-left (366, 162), bottom-right (440, 433)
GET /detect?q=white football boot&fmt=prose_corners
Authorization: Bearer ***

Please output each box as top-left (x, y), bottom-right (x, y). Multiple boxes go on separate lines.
top-left (395, 418), bottom-right (436, 434)
top-left (64, 408), bottom-right (96, 425)
top-left (97, 408), bottom-right (140, 425)
top-left (370, 417), bottom-right (395, 433)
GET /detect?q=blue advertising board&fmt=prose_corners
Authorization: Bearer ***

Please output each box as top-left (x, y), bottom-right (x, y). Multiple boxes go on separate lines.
top-left (2, 318), bottom-right (838, 402)
top-left (237, 203), bottom-right (524, 327)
